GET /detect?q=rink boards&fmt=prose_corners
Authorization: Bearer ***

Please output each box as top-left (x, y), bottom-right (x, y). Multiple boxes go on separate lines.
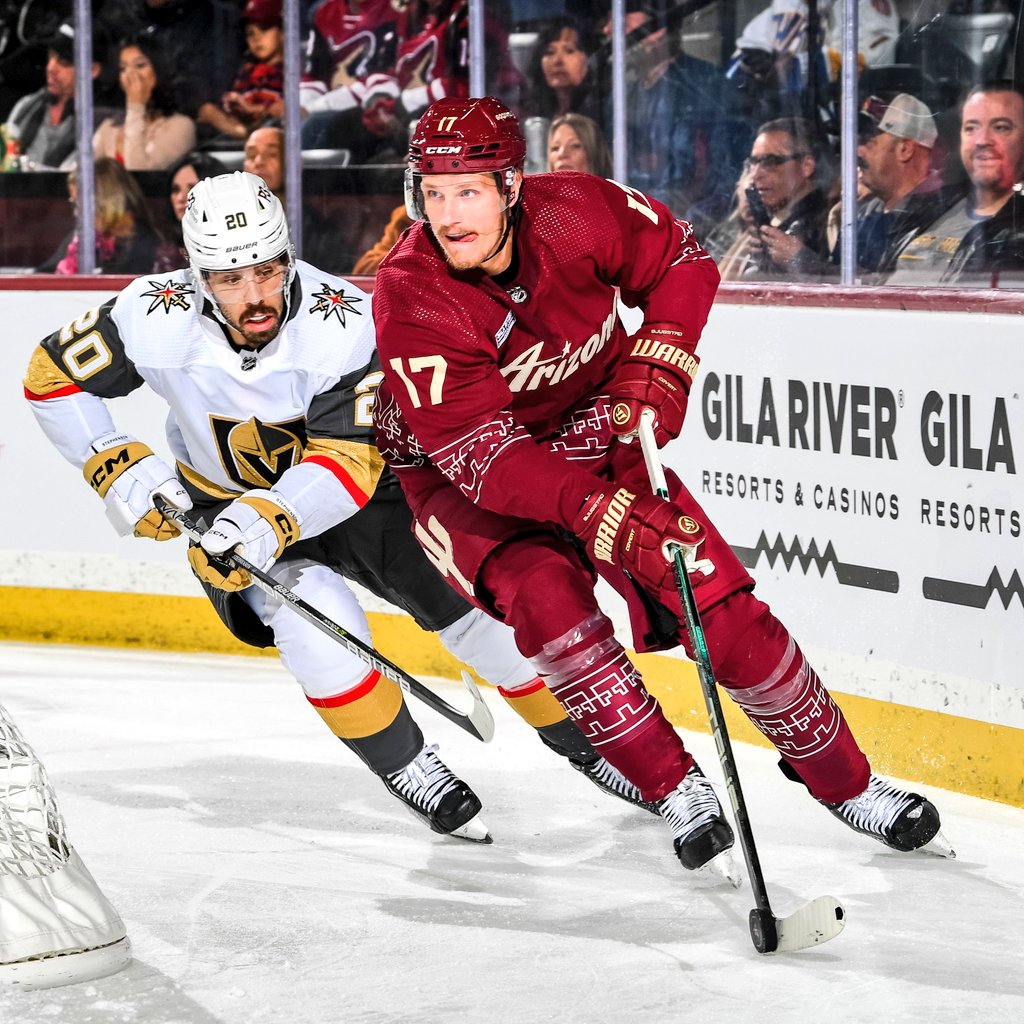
top-left (1, 279), bottom-right (1021, 807)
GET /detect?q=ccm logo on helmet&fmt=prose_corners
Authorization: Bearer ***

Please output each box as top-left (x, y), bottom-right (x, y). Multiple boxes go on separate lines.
top-left (426, 146), bottom-right (462, 154)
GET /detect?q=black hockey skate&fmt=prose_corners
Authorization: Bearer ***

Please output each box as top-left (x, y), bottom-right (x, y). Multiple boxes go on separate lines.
top-left (658, 765), bottom-right (739, 884)
top-left (824, 775), bottom-right (949, 854)
top-left (778, 760), bottom-right (954, 857)
top-left (381, 744), bottom-right (491, 843)
top-left (538, 719), bottom-right (659, 814)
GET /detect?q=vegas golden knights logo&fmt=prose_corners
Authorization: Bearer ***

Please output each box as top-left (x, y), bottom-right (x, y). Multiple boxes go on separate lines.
top-left (210, 415), bottom-right (306, 489)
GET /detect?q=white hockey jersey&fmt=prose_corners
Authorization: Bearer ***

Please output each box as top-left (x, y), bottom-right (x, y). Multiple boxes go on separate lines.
top-left (25, 261), bottom-right (385, 539)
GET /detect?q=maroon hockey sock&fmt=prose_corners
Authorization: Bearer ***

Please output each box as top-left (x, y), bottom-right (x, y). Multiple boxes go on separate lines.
top-left (482, 538), bottom-right (691, 801)
top-left (694, 593), bottom-right (871, 804)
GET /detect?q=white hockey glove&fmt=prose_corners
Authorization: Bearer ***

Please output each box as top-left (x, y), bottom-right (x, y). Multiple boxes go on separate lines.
top-left (83, 432), bottom-right (191, 541)
top-left (188, 490), bottom-right (301, 592)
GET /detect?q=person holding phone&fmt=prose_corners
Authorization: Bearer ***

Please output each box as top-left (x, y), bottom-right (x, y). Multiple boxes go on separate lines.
top-left (716, 116), bottom-right (830, 281)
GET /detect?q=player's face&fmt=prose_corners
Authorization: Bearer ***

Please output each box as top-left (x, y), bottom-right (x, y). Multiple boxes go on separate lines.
top-left (170, 164), bottom-right (199, 222)
top-left (541, 28), bottom-right (588, 91)
top-left (548, 124), bottom-right (590, 173)
top-left (857, 131), bottom-right (900, 201)
top-left (960, 90), bottom-right (1024, 195)
top-left (206, 257), bottom-right (288, 348)
top-left (244, 128), bottom-right (284, 192)
top-left (246, 24), bottom-right (283, 63)
top-left (421, 172), bottom-right (516, 273)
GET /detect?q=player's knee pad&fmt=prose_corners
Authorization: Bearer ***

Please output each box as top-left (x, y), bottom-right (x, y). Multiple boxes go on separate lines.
top-left (702, 593), bottom-right (845, 763)
top-left (247, 558), bottom-right (372, 700)
top-left (529, 612), bottom-right (656, 749)
top-left (436, 609), bottom-right (536, 690)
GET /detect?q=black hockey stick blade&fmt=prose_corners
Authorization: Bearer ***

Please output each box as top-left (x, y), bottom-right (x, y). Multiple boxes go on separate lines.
top-left (156, 500), bottom-right (495, 742)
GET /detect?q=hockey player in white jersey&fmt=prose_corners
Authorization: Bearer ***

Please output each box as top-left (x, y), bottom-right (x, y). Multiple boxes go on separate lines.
top-left (23, 171), bottom-right (651, 845)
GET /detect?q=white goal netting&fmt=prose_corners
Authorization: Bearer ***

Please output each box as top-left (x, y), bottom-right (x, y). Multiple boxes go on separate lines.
top-left (0, 701), bottom-right (130, 989)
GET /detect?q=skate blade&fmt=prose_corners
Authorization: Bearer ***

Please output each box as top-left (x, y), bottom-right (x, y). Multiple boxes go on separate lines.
top-left (917, 828), bottom-right (956, 859)
top-left (692, 848), bottom-right (743, 889)
top-left (448, 813), bottom-right (493, 844)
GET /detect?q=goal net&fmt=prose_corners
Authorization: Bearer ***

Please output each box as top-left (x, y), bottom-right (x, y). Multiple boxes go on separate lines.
top-left (0, 701), bottom-right (130, 989)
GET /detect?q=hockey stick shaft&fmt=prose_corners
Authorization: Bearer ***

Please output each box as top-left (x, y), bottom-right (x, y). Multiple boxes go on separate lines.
top-left (156, 500), bottom-right (494, 743)
top-left (636, 413), bottom-right (778, 945)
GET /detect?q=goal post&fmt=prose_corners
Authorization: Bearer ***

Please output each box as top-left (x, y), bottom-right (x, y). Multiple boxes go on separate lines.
top-left (0, 702), bottom-right (130, 989)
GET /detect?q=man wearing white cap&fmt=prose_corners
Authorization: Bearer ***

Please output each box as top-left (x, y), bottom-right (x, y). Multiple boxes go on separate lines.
top-left (887, 81), bottom-right (1024, 285)
top-left (850, 92), bottom-right (954, 277)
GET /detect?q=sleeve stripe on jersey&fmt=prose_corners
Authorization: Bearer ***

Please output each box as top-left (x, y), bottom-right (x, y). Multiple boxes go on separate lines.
top-left (24, 382), bottom-right (82, 401)
top-left (23, 345), bottom-right (83, 399)
top-left (301, 453), bottom-right (374, 508)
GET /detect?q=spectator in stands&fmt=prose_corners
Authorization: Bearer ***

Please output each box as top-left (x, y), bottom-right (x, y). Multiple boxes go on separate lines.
top-left (5, 24), bottom-right (105, 171)
top-left (612, 2), bottom-right (750, 218)
top-left (833, 93), bottom-right (952, 278)
top-left (886, 82), bottom-right (1024, 286)
top-left (299, 0), bottom-right (405, 162)
top-left (93, 35), bottom-right (196, 171)
top-left (547, 112), bottom-right (611, 176)
top-left (716, 116), bottom-right (830, 280)
top-left (242, 125), bottom-right (357, 274)
top-left (96, 0), bottom-right (243, 121)
top-left (39, 157), bottom-right (165, 275)
top-left (522, 15), bottom-right (601, 123)
top-left (153, 150), bottom-right (229, 272)
top-left (197, 0), bottom-right (284, 141)
top-left (394, 1), bottom-right (471, 122)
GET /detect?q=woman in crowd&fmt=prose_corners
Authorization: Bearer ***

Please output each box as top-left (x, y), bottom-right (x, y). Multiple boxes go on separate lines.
top-left (547, 112), bottom-right (611, 177)
top-left (523, 16), bottom-right (602, 122)
top-left (153, 151), bottom-right (229, 272)
top-left (41, 157), bottom-right (165, 275)
top-left (94, 35), bottom-right (196, 171)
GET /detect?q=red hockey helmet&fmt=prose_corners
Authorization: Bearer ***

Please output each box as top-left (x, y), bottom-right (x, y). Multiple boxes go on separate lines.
top-left (408, 96), bottom-right (526, 174)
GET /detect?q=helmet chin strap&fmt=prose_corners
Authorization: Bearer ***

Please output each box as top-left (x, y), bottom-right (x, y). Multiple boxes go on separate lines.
top-left (480, 172), bottom-right (521, 268)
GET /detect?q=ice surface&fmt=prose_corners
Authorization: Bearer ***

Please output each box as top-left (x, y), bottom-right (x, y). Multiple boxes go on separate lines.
top-left (1, 642), bottom-right (1021, 1024)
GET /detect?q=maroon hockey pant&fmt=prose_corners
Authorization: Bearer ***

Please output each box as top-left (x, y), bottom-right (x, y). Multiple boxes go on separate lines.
top-left (481, 535), bottom-right (869, 804)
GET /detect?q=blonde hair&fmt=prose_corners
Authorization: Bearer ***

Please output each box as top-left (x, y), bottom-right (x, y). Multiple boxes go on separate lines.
top-left (548, 113), bottom-right (612, 178)
top-left (68, 157), bottom-right (154, 237)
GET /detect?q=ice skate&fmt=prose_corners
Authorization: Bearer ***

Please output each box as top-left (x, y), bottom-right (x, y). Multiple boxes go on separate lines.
top-left (381, 745), bottom-right (491, 843)
top-left (537, 720), bottom-right (660, 814)
top-left (658, 765), bottom-right (741, 886)
top-left (567, 753), bottom-right (661, 814)
top-left (824, 774), bottom-right (954, 857)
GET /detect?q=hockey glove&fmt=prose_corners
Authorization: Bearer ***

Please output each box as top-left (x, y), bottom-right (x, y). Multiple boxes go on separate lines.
top-left (607, 321), bottom-right (699, 447)
top-left (83, 432), bottom-right (191, 541)
top-left (188, 490), bottom-right (301, 592)
top-left (572, 486), bottom-right (716, 597)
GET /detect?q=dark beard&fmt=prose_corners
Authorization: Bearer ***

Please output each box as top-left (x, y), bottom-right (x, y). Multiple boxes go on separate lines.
top-left (230, 303), bottom-right (282, 348)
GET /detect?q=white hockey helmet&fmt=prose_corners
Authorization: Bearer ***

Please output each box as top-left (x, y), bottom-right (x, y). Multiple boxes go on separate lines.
top-left (183, 170), bottom-right (293, 273)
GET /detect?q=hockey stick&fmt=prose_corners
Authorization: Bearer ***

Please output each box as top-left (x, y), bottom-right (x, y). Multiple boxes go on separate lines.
top-left (155, 500), bottom-right (495, 743)
top-left (636, 411), bottom-right (844, 954)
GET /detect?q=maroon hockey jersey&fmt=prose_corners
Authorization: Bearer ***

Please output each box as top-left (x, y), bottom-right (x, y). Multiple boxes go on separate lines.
top-left (373, 172), bottom-right (719, 530)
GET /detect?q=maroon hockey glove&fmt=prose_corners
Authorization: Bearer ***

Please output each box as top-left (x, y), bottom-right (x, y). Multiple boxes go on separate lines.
top-left (572, 486), bottom-right (716, 595)
top-left (607, 321), bottom-right (699, 447)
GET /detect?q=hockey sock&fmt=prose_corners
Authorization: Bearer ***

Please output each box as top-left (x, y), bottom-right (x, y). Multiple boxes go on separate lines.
top-left (695, 592), bottom-right (870, 804)
top-left (531, 614), bottom-right (692, 802)
top-left (497, 678), bottom-right (599, 764)
top-left (307, 669), bottom-right (424, 775)
top-left (482, 537), bottom-right (692, 801)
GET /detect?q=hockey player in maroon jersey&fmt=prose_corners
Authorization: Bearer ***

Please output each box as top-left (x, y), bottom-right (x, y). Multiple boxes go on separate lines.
top-left (372, 96), bottom-right (951, 876)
